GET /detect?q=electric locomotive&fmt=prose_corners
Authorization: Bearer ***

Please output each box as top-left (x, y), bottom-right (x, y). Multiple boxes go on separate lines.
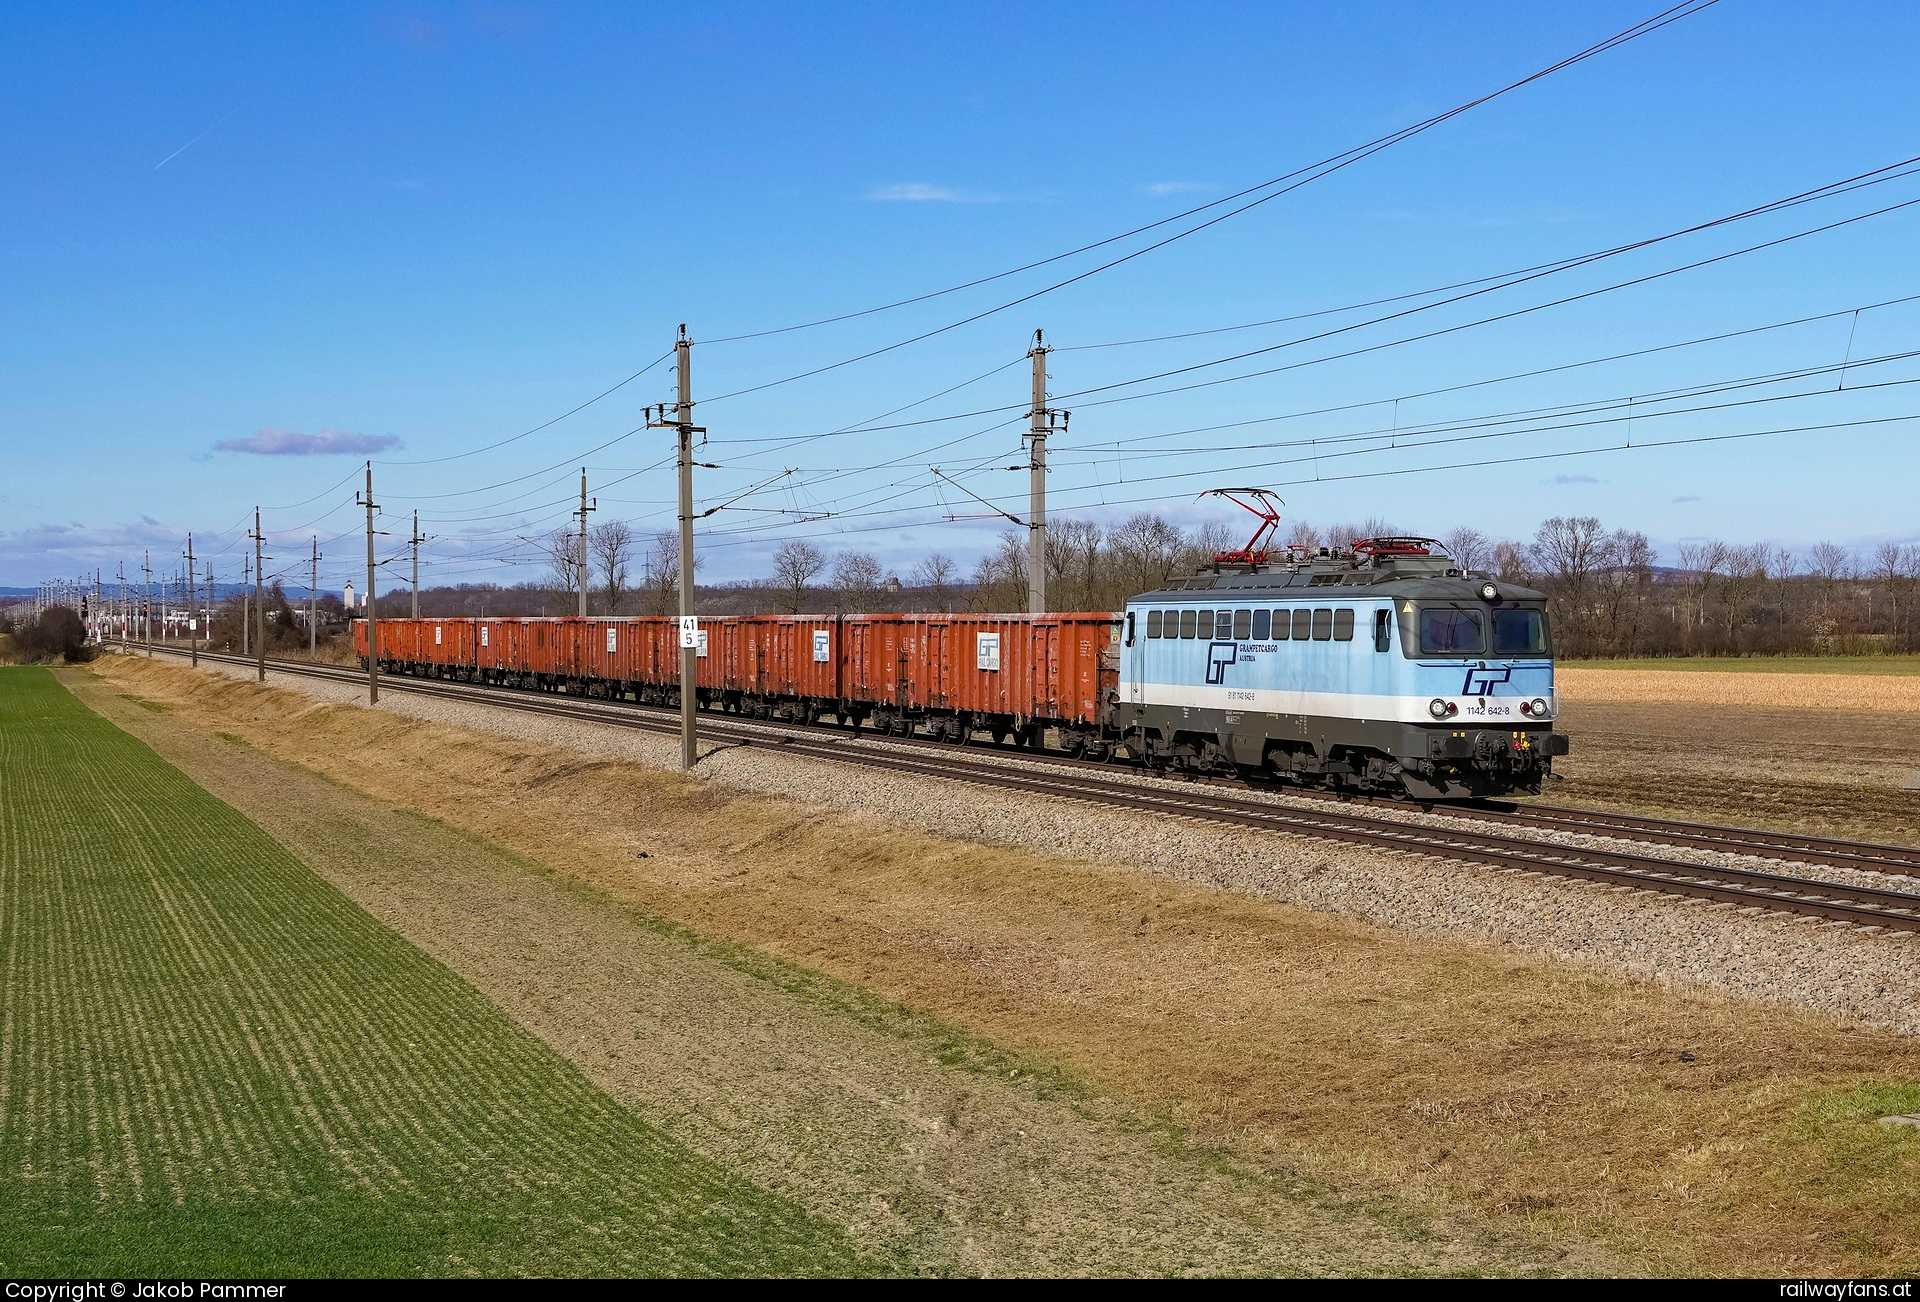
top-left (1112, 527), bottom-right (1566, 799)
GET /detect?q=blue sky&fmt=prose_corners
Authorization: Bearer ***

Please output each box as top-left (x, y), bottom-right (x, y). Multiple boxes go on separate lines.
top-left (4, 1), bottom-right (1919, 593)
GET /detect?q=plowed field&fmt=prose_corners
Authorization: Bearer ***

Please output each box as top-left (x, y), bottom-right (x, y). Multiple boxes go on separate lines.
top-left (0, 666), bottom-right (870, 1277)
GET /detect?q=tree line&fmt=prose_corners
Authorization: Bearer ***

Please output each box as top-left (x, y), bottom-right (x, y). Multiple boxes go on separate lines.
top-left (378, 512), bottom-right (1920, 660)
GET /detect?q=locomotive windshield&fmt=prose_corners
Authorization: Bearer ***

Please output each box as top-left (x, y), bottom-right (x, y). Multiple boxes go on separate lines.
top-left (1492, 607), bottom-right (1550, 655)
top-left (1418, 608), bottom-right (1484, 654)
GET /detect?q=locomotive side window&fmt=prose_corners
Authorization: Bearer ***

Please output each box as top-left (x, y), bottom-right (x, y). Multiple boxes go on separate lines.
top-left (1333, 609), bottom-right (1355, 641)
top-left (1419, 608), bottom-right (1486, 653)
top-left (1232, 609), bottom-right (1252, 640)
top-left (1373, 609), bottom-right (1392, 652)
top-left (1214, 611), bottom-right (1232, 639)
top-left (1493, 608), bottom-right (1549, 654)
top-left (1251, 610), bottom-right (1271, 640)
top-left (1291, 609), bottom-right (1312, 640)
top-left (1180, 609), bottom-right (1199, 639)
top-left (1146, 610), bottom-right (1164, 638)
top-left (1312, 608), bottom-right (1333, 640)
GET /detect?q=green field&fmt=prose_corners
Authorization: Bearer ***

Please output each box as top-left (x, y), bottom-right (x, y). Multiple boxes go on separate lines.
top-left (1562, 655), bottom-right (1920, 675)
top-left (0, 667), bottom-right (877, 1277)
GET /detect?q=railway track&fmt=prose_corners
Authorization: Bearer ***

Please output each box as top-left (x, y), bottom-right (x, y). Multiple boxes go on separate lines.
top-left (137, 644), bottom-right (1920, 934)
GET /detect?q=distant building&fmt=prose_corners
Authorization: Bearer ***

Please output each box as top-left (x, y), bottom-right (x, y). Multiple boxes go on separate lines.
top-left (344, 580), bottom-right (357, 610)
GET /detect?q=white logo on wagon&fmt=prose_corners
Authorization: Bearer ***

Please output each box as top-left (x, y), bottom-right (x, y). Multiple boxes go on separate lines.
top-left (977, 632), bottom-right (1001, 671)
top-left (812, 629), bottom-right (830, 662)
top-left (606, 626), bottom-right (617, 652)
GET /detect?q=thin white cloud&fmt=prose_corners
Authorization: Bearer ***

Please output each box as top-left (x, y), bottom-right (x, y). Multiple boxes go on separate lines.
top-left (1672, 494), bottom-right (1701, 503)
top-left (215, 427), bottom-right (401, 456)
top-left (864, 182), bottom-right (1000, 204)
top-left (1551, 473), bottom-right (1601, 485)
top-left (1141, 181), bottom-right (1209, 196)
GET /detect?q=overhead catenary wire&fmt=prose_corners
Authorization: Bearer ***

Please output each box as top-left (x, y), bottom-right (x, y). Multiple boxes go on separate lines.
top-left (691, 163), bottom-right (1920, 456)
top-left (686, 408), bottom-right (1920, 554)
top-left (695, 0), bottom-right (1720, 359)
top-left (1048, 186), bottom-right (1920, 410)
top-left (1045, 346), bottom-right (1920, 468)
top-left (376, 351), bottom-right (673, 467)
top-left (693, 347), bottom-right (1920, 546)
top-left (1049, 290), bottom-right (1920, 455)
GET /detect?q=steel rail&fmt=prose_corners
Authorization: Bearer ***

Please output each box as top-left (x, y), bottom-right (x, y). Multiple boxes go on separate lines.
top-left (197, 644), bottom-right (1920, 876)
top-left (141, 645), bottom-right (1920, 932)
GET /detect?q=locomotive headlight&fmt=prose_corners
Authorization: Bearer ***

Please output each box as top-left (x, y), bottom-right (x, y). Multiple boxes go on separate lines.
top-left (1530, 697), bottom-right (1549, 717)
top-left (1428, 698), bottom-right (1450, 719)
top-left (1479, 582), bottom-right (1498, 601)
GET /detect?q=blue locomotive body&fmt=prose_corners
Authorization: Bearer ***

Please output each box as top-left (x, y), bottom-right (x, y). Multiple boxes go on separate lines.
top-left (1113, 542), bottom-right (1565, 798)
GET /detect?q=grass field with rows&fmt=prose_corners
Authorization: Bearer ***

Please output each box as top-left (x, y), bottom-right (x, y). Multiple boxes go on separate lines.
top-left (0, 666), bottom-right (879, 1277)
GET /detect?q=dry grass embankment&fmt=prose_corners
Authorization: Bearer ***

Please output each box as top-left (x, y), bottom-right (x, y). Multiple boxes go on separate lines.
top-left (90, 656), bottom-right (1920, 1277)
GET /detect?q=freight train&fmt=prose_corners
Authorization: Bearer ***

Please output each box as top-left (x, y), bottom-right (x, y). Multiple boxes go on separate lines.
top-left (353, 536), bottom-right (1565, 799)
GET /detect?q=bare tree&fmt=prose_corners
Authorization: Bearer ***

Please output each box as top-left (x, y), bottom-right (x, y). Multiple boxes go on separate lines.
top-left (1530, 517), bottom-right (1605, 603)
top-left (911, 552), bottom-right (957, 609)
top-left (1180, 518), bottom-right (1239, 570)
top-left (1674, 540), bottom-right (1728, 652)
top-left (590, 521), bottom-right (634, 614)
top-left (536, 527), bottom-right (583, 608)
top-left (1442, 526), bottom-right (1490, 573)
top-left (1874, 542), bottom-right (1912, 641)
top-left (771, 538), bottom-right (826, 613)
top-left (640, 529), bottom-right (699, 615)
top-left (1717, 543), bottom-right (1771, 649)
top-left (1045, 517), bottom-right (1104, 610)
top-left (1324, 517), bottom-right (1403, 548)
top-left (1105, 512), bottom-right (1186, 597)
top-left (1491, 540), bottom-right (1534, 585)
top-left (1590, 528), bottom-right (1654, 656)
top-left (831, 550), bottom-right (884, 612)
top-left (969, 531), bottom-right (1027, 611)
top-left (1283, 519), bottom-right (1322, 550)
top-left (1806, 540), bottom-right (1854, 634)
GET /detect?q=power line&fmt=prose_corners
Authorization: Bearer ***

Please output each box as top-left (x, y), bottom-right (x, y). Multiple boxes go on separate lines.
top-left (696, 0), bottom-right (1719, 357)
top-left (1055, 192), bottom-right (1920, 413)
top-left (687, 409), bottom-right (1920, 554)
top-left (688, 164), bottom-right (1920, 455)
top-left (1048, 346), bottom-right (1920, 468)
top-left (377, 350), bottom-right (673, 467)
top-left (1054, 160), bottom-right (1920, 355)
top-left (1051, 291), bottom-right (1920, 455)
top-left (696, 1), bottom-right (1723, 403)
